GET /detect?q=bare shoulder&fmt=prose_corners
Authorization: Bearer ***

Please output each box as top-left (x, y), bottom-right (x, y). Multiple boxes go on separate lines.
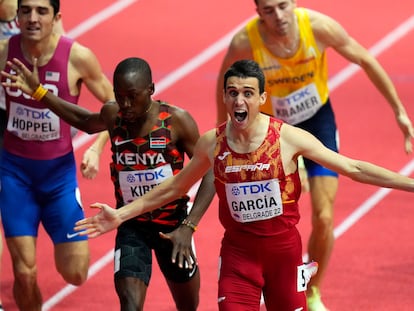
top-left (68, 40), bottom-right (106, 84)
top-left (196, 129), bottom-right (216, 158)
top-left (69, 41), bottom-right (98, 67)
top-left (167, 103), bottom-right (196, 125)
top-left (201, 128), bottom-right (216, 142)
top-left (280, 122), bottom-right (312, 149)
top-left (168, 103), bottom-right (199, 135)
top-left (228, 27), bottom-right (252, 58)
top-left (169, 103), bottom-right (191, 117)
top-left (307, 9), bottom-right (348, 48)
top-left (307, 9), bottom-right (335, 33)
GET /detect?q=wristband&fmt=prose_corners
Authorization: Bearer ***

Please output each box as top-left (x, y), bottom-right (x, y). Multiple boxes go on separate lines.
top-left (181, 219), bottom-right (198, 232)
top-left (32, 84), bottom-right (48, 101)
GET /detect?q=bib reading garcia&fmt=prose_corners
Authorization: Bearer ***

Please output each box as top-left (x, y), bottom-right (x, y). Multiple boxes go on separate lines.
top-left (225, 179), bottom-right (283, 223)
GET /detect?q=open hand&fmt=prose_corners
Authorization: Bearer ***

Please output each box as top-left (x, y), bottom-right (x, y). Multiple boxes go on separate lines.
top-left (1, 57), bottom-right (41, 96)
top-left (74, 203), bottom-right (122, 238)
top-left (159, 225), bottom-right (197, 269)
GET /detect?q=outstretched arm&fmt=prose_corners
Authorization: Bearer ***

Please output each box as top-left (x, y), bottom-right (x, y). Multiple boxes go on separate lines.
top-left (281, 123), bottom-right (414, 191)
top-left (75, 130), bottom-right (216, 238)
top-left (311, 10), bottom-right (414, 153)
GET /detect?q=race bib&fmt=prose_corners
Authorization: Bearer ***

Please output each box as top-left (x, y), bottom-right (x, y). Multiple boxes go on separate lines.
top-left (297, 263), bottom-right (311, 292)
top-left (225, 179), bottom-right (283, 223)
top-left (7, 101), bottom-right (60, 141)
top-left (119, 164), bottom-right (173, 203)
top-left (270, 83), bottom-right (322, 125)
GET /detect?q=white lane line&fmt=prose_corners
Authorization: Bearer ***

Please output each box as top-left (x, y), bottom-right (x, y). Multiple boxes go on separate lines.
top-left (45, 12), bottom-right (414, 310)
top-left (66, 0), bottom-right (138, 39)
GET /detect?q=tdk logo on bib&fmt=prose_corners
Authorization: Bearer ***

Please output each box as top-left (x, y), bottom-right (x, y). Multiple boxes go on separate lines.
top-left (16, 106), bottom-right (52, 119)
top-left (126, 169), bottom-right (167, 183)
top-left (119, 164), bottom-right (174, 203)
top-left (275, 85), bottom-right (314, 107)
top-left (231, 182), bottom-right (272, 196)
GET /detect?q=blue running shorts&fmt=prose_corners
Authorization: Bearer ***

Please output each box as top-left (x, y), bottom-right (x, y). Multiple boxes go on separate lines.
top-left (295, 99), bottom-right (339, 178)
top-left (0, 150), bottom-right (87, 243)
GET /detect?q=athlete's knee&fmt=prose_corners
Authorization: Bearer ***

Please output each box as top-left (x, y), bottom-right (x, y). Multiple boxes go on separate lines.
top-left (116, 277), bottom-right (146, 311)
top-left (13, 263), bottom-right (38, 290)
top-left (61, 266), bottom-right (88, 285)
top-left (313, 208), bottom-right (333, 223)
top-left (310, 194), bottom-right (335, 229)
top-left (57, 258), bottom-right (89, 285)
top-left (67, 270), bottom-right (88, 286)
top-left (311, 207), bottom-right (334, 236)
top-left (55, 242), bottom-right (90, 285)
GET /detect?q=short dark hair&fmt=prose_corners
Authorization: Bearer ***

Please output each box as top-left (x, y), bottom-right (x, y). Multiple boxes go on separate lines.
top-left (114, 57), bottom-right (152, 85)
top-left (223, 60), bottom-right (265, 94)
top-left (18, 0), bottom-right (60, 15)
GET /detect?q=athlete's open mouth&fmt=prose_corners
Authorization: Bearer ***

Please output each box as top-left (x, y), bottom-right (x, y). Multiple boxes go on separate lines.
top-left (234, 111), bottom-right (247, 122)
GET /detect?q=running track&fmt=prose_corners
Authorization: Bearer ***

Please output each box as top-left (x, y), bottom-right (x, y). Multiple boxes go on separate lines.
top-left (1, 0), bottom-right (414, 310)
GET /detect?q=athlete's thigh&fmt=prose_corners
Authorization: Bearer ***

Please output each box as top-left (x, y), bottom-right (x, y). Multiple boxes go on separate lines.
top-left (0, 153), bottom-right (41, 237)
top-left (218, 237), bottom-right (263, 311)
top-left (114, 222), bottom-right (153, 285)
top-left (54, 240), bottom-right (89, 276)
top-left (5, 236), bottom-right (37, 271)
top-left (262, 228), bottom-right (306, 310)
top-left (38, 153), bottom-right (87, 244)
top-left (41, 185), bottom-right (87, 244)
top-left (114, 231), bottom-right (150, 310)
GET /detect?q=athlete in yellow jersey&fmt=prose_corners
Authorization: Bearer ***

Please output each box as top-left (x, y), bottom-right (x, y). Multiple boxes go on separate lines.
top-left (246, 8), bottom-right (328, 124)
top-left (215, 1), bottom-right (414, 310)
